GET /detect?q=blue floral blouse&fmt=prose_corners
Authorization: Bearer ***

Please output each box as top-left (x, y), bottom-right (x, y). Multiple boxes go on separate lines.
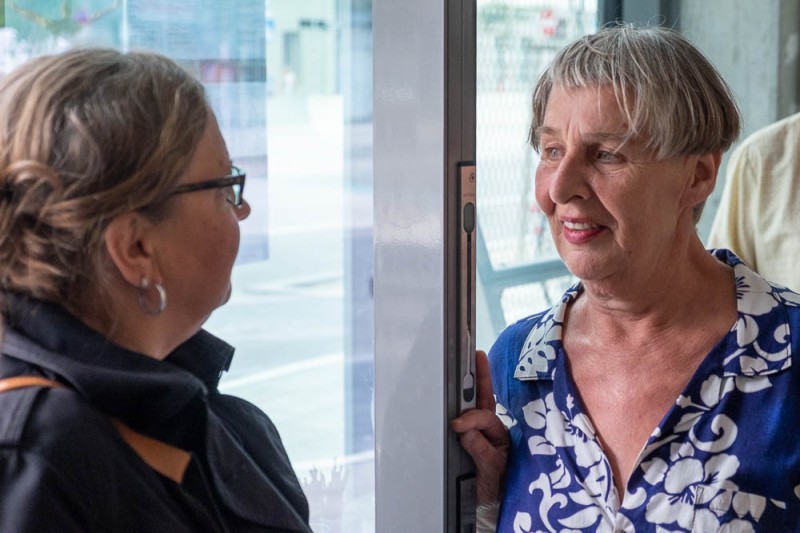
top-left (490, 249), bottom-right (800, 532)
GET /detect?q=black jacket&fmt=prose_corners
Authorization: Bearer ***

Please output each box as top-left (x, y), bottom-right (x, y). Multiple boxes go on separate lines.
top-left (0, 294), bottom-right (311, 532)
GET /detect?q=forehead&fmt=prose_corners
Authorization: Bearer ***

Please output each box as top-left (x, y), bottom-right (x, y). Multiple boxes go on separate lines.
top-left (184, 111), bottom-right (231, 182)
top-left (542, 85), bottom-right (629, 133)
top-left (538, 85), bottom-right (659, 156)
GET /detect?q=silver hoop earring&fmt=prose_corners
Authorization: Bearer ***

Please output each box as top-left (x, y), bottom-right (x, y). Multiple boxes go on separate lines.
top-left (138, 277), bottom-right (167, 316)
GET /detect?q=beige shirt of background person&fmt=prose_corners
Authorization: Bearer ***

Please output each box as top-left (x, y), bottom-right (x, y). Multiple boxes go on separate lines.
top-left (707, 111), bottom-right (800, 291)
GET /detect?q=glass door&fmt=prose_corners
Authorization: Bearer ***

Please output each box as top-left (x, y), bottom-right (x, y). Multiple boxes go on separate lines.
top-left (205, 2), bottom-right (375, 531)
top-left (373, 0), bottom-right (477, 531)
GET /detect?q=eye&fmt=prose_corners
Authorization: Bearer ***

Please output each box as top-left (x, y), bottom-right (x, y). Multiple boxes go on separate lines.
top-left (596, 150), bottom-right (622, 163)
top-left (542, 146), bottom-right (563, 160)
top-left (222, 186), bottom-right (236, 206)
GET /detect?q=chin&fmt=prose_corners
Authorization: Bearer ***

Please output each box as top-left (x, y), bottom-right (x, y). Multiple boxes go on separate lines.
top-left (560, 252), bottom-right (613, 282)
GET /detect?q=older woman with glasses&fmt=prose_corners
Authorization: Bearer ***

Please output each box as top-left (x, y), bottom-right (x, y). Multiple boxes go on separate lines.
top-left (0, 49), bottom-right (311, 532)
top-left (452, 24), bottom-right (800, 531)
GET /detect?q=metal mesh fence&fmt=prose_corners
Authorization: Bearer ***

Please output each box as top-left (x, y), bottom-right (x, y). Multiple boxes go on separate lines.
top-left (500, 275), bottom-right (576, 325)
top-left (476, 0), bottom-right (595, 326)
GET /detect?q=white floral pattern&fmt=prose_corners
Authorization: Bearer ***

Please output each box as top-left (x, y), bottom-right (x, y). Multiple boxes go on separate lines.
top-left (493, 250), bottom-right (800, 532)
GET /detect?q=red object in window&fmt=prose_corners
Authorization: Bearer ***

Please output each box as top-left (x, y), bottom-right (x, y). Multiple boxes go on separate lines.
top-left (540, 9), bottom-right (558, 37)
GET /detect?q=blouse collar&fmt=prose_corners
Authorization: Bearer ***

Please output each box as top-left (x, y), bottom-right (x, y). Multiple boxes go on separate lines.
top-left (514, 249), bottom-right (796, 381)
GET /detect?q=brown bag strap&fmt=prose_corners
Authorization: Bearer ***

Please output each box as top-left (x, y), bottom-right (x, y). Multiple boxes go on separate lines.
top-left (0, 376), bottom-right (64, 393)
top-left (0, 376), bottom-right (191, 484)
top-left (110, 419), bottom-right (191, 483)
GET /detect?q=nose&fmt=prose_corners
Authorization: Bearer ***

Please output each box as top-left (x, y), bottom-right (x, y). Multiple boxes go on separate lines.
top-left (235, 199), bottom-right (251, 221)
top-left (546, 152), bottom-right (591, 205)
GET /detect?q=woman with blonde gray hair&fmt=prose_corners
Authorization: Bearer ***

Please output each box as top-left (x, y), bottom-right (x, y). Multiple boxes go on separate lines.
top-left (452, 24), bottom-right (800, 531)
top-left (0, 49), bottom-right (311, 532)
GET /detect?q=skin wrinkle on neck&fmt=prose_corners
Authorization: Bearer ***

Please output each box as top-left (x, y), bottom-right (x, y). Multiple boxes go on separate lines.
top-left (561, 254), bottom-right (737, 500)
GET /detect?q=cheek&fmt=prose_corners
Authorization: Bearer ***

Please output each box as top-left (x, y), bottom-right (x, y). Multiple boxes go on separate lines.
top-left (220, 219), bottom-right (242, 270)
top-left (227, 225), bottom-right (241, 265)
top-left (534, 168), bottom-right (555, 215)
top-left (210, 222), bottom-right (239, 265)
top-left (195, 219), bottom-right (239, 272)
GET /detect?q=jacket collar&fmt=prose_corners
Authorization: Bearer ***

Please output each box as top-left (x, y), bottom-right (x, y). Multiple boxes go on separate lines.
top-left (0, 292), bottom-right (234, 444)
top-left (514, 249), bottom-right (795, 381)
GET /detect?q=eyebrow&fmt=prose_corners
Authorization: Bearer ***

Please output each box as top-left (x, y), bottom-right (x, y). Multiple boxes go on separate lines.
top-left (536, 126), bottom-right (629, 143)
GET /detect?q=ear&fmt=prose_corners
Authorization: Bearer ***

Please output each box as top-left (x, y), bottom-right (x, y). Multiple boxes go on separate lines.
top-left (103, 212), bottom-right (158, 288)
top-left (682, 151), bottom-right (722, 210)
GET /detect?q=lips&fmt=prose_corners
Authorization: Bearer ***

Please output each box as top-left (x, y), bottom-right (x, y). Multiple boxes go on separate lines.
top-left (560, 218), bottom-right (604, 244)
top-left (563, 220), bottom-right (599, 231)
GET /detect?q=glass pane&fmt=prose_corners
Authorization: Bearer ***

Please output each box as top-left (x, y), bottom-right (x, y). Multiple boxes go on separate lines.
top-left (476, 0), bottom-right (596, 339)
top-left (1, 2), bottom-right (374, 531)
top-left (207, 2), bottom-right (375, 530)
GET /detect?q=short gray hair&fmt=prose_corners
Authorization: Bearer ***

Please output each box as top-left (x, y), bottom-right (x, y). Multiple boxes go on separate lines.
top-left (530, 24), bottom-right (741, 222)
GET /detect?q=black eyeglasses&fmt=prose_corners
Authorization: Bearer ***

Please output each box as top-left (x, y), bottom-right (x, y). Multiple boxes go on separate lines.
top-left (170, 166), bottom-right (246, 207)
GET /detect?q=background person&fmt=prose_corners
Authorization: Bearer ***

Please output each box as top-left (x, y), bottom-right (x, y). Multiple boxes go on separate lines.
top-left (708, 111), bottom-right (800, 291)
top-left (0, 48), bottom-right (311, 532)
top-left (452, 24), bottom-right (800, 531)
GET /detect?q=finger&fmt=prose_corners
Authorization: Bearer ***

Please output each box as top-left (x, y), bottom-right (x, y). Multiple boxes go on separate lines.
top-left (459, 429), bottom-right (507, 505)
top-left (450, 408), bottom-right (494, 433)
top-left (475, 350), bottom-right (496, 412)
top-left (459, 428), bottom-right (497, 459)
top-left (450, 409), bottom-right (509, 446)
